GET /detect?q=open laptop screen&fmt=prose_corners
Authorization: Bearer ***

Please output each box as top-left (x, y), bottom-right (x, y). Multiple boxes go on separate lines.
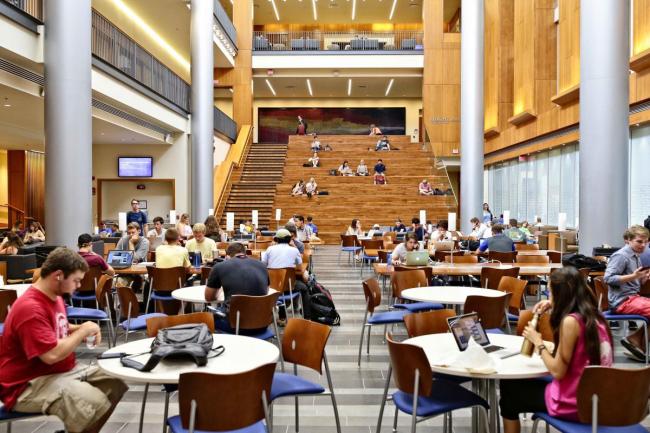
top-left (107, 250), bottom-right (134, 268)
top-left (447, 313), bottom-right (490, 351)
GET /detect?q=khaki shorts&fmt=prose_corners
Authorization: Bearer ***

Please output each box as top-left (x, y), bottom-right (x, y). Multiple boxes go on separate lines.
top-left (13, 365), bottom-right (128, 433)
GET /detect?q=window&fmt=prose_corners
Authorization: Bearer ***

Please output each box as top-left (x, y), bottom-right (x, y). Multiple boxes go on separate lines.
top-left (630, 125), bottom-right (650, 225)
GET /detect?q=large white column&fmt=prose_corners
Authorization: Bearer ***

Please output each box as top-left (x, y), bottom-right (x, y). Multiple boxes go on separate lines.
top-left (190, 0), bottom-right (214, 222)
top-left (44, 0), bottom-right (92, 247)
top-left (579, 0), bottom-right (629, 254)
top-left (460, 0), bottom-right (485, 234)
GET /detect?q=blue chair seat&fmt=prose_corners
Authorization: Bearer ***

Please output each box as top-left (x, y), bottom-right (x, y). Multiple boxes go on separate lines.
top-left (72, 292), bottom-right (97, 301)
top-left (367, 310), bottom-right (407, 325)
top-left (0, 323), bottom-right (4, 335)
top-left (0, 406), bottom-right (41, 422)
top-left (532, 412), bottom-right (648, 433)
top-left (120, 313), bottom-right (167, 331)
top-left (393, 302), bottom-right (443, 313)
top-left (507, 313), bottom-right (519, 322)
top-left (341, 247), bottom-right (362, 252)
top-left (66, 307), bottom-right (109, 320)
top-left (150, 292), bottom-right (175, 301)
top-left (246, 327), bottom-right (275, 341)
top-left (168, 415), bottom-right (266, 433)
top-left (604, 313), bottom-right (649, 323)
top-left (270, 372), bottom-right (325, 400)
top-left (163, 384), bottom-right (178, 393)
top-left (392, 379), bottom-right (488, 417)
top-left (277, 292), bottom-right (300, 303)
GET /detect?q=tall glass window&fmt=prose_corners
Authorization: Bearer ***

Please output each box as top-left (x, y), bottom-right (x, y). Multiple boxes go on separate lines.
top-left (630, 125), bottom-right (650, 225)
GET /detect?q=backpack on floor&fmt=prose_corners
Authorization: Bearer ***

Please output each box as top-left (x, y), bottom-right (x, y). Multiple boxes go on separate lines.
top-left (304, 275), bottom-right (340, 326)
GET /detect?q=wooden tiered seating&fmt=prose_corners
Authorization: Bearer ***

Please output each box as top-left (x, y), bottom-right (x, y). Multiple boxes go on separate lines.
top-left (272, 135), bottom-right (458, 243)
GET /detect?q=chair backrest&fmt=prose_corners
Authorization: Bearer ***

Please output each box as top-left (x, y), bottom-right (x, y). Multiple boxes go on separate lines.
top-left (464, 293), bottom-right (511, 329)
top-left (578, 267), bottom-right (591, 279)
top-left (362, 277), bottom-right (382, 313)
top-left (279, 267), bottom-right (297, 294)
top-left (516, 255), bottom-right (550, 264)
top-left (255, 240), bottom-right (273, 251)
top-left (593, 277), bottom-right (610, 311)
top-left (340, 234), bottom-right (360, 247)
top-left (0, 289), bottom-right (17, 322)
top-left (282, 318), bottom-right (331, 373)
top-left (392, 269), bottom-right (428, 299)
top-left (147, 266), bottom-right (186, 292)
top-left (403, 309), bottom-right (456, 338)
top-left (546, 250), bottom-right (563, 263)
top-left (31, 267), bottom-right (41, 283)
top-left (91, 240), bottom-right (104, 256)
top-left (386, 333), bottom-right (432, 396)
top-left (378, 250), bottom-right (390, 263)
top-left (361, 239), bottom-right (384, 250)
top-left (103, 243), bottom-right (116, 258)
top-left (516, 310), bottom-right (553, 341)
top-left (177, 364), bottom-right (276, 431)
top-left (217, 242), bottom-right (229, 251)
top-left (577, 366), bottom-right (650, 426)
top-left (514, 243), bottom-right (540, 251)
top-left (393, 265), bottom-right (432, 282)
top-left (200, 266), bottom-right (212, 285)
top-left (228, 292), bottom-right (281, 330)
top-left (76, 266), bottom-right (103, 293)
top-left (480, 266), bottom-right (520, 290)
top-left (146, 312), bottom-right (215, 336)
top-left (95, 274), bottom-right (114, 310)
top-left (488, 251), bottom-right (517, 263)
top-left (117, 286), bottom-right (141, 318)
top-left (268, 268), bottom-right (287, 291)
top-left (497, 276), bottom-right (527, 313)
top-left (444, 254), bottom-right (478, 264)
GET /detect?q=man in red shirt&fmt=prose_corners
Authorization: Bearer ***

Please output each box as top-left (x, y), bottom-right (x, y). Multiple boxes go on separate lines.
top-left (0, 248), bottom-right (127, 433)
top-left (77, 233), bottom-right (115, 276)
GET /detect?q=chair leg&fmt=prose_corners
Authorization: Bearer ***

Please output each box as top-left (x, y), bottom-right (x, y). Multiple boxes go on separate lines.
top-left (294, 395), bottom-right (299, 432)
top-left (138, 383), bottom-right (150, 433)
top-left (162, 391), bottom-right (170, 433)
top-left (357, 323), bottom-right (366, 366)
top-left (323, 354), bottom-right (342, 433)
top-left (7, 421), bottom-right (11, 433)
top-left (366, 323), bottom-right (372, 354)
top-left (392, 406), bottom-right (399, 433)
top-left (376, 366), bottom-right (392, 433)
top-left (531, 418), bottom-right (541, 433)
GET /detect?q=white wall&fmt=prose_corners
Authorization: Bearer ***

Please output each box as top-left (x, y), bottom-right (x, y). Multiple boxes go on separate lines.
top-left (92, 134), bottom-right (190, 222)
top-left (213, 135), bottom-right (230, 166)
top-left (252, 97), bottom-right (422, 142)
top-left (100, 180), bottom-right (174, 222)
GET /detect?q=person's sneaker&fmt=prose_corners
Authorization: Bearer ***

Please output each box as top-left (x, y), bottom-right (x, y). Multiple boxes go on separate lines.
top-left (621, 338), bottom-right (647, 362)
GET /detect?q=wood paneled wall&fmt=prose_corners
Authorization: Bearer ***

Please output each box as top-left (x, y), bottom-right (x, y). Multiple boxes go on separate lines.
top-left (633, 0), bottom-right (650, 55)
top-left (7, 151), bottom-right (25, 228)
top-left (557, 0), bottom-right (580, 92)
top-left (232, 0), bottom-right (253, 129)
top-left (512, 0), bottom-right (536, 117)
top-left (422, 0), bottom-right (460, 158)
top-left (25, 151), bottom-right (45, 225)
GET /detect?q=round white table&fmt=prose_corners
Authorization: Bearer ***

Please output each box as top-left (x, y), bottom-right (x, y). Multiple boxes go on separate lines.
top-left (0, 283), bottom-right (31, 298)
top-left (171, 285), bottom-right (221, 304)
top-left (400, 286), bottom-right (505, 305)
top-left (406, 333), bottom-right (548, 433)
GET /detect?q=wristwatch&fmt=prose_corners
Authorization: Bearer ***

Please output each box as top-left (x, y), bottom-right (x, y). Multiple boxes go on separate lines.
top-left (537, 344), bottom-right (547, 356)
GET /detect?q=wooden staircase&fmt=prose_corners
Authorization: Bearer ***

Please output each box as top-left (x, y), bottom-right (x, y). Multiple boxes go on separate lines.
top-left (220, 143), bottom-right (287, 228)
top-left (272, 135), bottom-right (458, 243)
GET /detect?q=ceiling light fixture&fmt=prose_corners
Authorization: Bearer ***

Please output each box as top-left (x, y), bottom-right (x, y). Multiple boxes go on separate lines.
top-left (385, 78), bottom-right (394, 96)
top-left (347, 79), bottom-right (352, 96)
top-left (389, 0), bottom-right (397, 20)
top-left (351, 0), bottom-right (356, 20)
top-left (265, 79), bottom-right (276, 96)
top-left (2, 98), bottom-right (10, 107)
top-left (270, 0), bottom-right (280, 20)
top-left (306, 79), bottom-right (313, 96)
top-left (109, 0), bottom-right (190, 71)
top-left (312, 0), bottom-right (318, 20)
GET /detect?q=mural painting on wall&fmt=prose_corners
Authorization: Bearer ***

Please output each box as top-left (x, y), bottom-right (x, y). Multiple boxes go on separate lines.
top-left (258, 107), bottom-right (406, 143)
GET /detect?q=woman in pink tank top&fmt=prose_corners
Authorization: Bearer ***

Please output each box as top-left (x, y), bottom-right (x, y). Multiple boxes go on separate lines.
top-left (499, 266), bottom-right (613, 433)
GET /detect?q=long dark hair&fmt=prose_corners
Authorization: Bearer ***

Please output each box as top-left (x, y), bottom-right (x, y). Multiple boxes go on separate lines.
top-left (549, 267), bottom-right (611, 365)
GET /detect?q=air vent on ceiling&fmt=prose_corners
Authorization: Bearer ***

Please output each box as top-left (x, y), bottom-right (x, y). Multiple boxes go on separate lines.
top-left (285, 85), bottom-right (296, 89)
top-left (358, 85), bottom-right (367, 88)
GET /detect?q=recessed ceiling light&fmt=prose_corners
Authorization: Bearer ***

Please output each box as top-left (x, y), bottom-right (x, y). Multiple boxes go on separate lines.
top-left (265, 79), bottom-right (276, 96)
top-left (312, 0), bottom-right (317, 20)
top-left (270, 0), bottom-right (280, 20)
top-left (347, 79), bottom-right (352, 96)
top-left (389, 0), bottom-right (397, 20)
top-left (351, 0), bottom-right (356, 19)
top-left (2, 98), bottom-right (10, 107)
top-left (385, 78), bottom-right (394, 96)
top-left (306, 79), bottom-right (313, 96)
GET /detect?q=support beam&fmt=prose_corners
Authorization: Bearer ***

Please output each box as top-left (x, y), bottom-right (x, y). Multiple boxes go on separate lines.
top-left (190, 0), bottom-right (214, 222)
top-left (232, 0), bottom-right (253, 129)
top-left (460, 0), bottom-right (485, 233)
top-left (579, 0), bottom-right (629, 254)
top-left (44, 0), bottom-right (92, 247)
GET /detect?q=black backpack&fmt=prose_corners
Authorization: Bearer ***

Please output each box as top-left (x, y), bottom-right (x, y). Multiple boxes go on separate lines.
top-left (304, 276), bottom-right (340, 326)
top-left (562, 253), bottom-right (606, 272)
top-left (120, 323), bottom-right (224, 371)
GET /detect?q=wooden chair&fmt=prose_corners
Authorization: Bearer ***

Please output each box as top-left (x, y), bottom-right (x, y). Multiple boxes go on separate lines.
top-left (444, 255), bottom-right (478, 264)
top-left (376, 334), bottom-right (489, 433)
top-left (464, 293), bottom-right (512, 332)
top-left (393, 265), bottom-right (433, 283)
top-left (433, 250), bottom-right (462, 262)
top-left (514, 243), bottom-right (540, 251)
top-left (170, 364), bottom-right (277, 433)
top-left (516, 310), bottom-right (553, 341)
top-left (497, 276), bottom-right (528, 318)
top-left (116, 286), bottom-right (166, 343)
top-left (487, 251), bottom-right (517, 263)
top-left (391, 269), bottom-right (442, 313)
top-left (403, 309), bottom-right (456, 338)
top-left (103, 243), bottom-right (116, 258)
top-left (66, 274), bottom-right (116, 347)
top-left (271, 318), bottom-right (341, 433)
top-left (516, 255), bottom-right (550, 264)
top-left (145, 266), bottom-right (186, 314)
top-left (378, 250), bottom-right (391, 264)
top-left (0, 262), bottom-right (6, 285)
top-left (358, 278), bottom-right (407, 366)
top-left (516, 255), bottom-right (550, 296)
top-left (546, 251), bottom-right (563, 264)
top-left (339, 234), bottom-right (361, 267)
top-left (480, 267), bottom-right (520, 290)
top-left (200, 266), bottom-right (212, 285)
top-left (360, 239), bottom-right (385, 276)
top-left (228, 292), bottom-right (282, 344)
top-left (0, 289), bottom-right (18, 332)
top-left (71, 266), bottom-right (103, 306)
top-left (532, 366), bottom-right (650, 432)
top-left (269, 267), bottom-right (300, 318)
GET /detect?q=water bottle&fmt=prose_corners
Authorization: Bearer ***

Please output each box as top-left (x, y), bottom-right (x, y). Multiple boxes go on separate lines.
top-left (520, 313), bottom-right (540, 357)
top-left (192, 252), bottom-right (201, 268)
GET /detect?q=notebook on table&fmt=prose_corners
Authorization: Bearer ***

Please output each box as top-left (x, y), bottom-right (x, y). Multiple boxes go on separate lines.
top-left (447, 313), bottom-right (517, 358)
top-left (107, 250), bottom-right (134, 269)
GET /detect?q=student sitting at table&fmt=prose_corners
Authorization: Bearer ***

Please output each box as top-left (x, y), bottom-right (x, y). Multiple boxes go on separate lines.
top-left (499, 267), bottom-right (613, 433)
top-left (478, 224), bottom-right (514, 252)
top-left (393, 218), bottom-right (406, 232)
top-left (205, 242), bottom-right (269, 335)
top-left (155, 228), bottom-right (191, 271)
top-left (23, 221), bottom-right (45, 244)
top-left (0, 247), bottom-right (128, 433)
top-left (116, 222), bottom-right (150, 263)
top-left (505, 219), bottom-right (527, 242)
top-left (185, 223), bottom-right (217, 263)
top-left (77, 233), bottom-right (115, 276)
top-left (0, 232), bottom-right (22, 255)
top-left (430, 220), bottom-right (453, 242)
top-left (391, 232), bottom-right (419, 265)
top-left (146, 216), bottom-right (167, 251)
top-left (262, 228), bottom-right (302, 271)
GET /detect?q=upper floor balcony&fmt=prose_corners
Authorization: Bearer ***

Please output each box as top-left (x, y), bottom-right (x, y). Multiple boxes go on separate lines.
top-left (253, 30), bottom-right (423, 54)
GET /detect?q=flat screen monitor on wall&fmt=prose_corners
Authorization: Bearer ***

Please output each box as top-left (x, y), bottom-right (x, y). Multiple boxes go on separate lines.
top-left (118, 157), bottom-right (153, 178)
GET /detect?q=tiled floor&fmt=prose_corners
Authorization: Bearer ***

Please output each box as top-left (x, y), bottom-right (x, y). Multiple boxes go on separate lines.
top-left (8, 246), bottom-right (650, 433)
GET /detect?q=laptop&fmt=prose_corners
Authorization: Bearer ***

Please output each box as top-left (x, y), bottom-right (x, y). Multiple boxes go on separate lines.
top-left (432, 241), bottom-right (455, 251)
top-left (405, 251), bottom-right (429, 266)
top-left (447, 313), bottom-right (517, 358)
top-left (107, 250), bottom-right (134, 269)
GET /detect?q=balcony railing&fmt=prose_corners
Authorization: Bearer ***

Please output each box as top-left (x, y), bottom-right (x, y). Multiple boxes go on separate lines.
top-left (253, 30), bottom-right (423, 52)
top-left (92, 11), bottom-right (190, 113)
top-left (213, 0), bottom-right (237, 52)
top-left (2, 0), bottom-right (42, 21)
top-left (214, 106), bottom-right (237, 142)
